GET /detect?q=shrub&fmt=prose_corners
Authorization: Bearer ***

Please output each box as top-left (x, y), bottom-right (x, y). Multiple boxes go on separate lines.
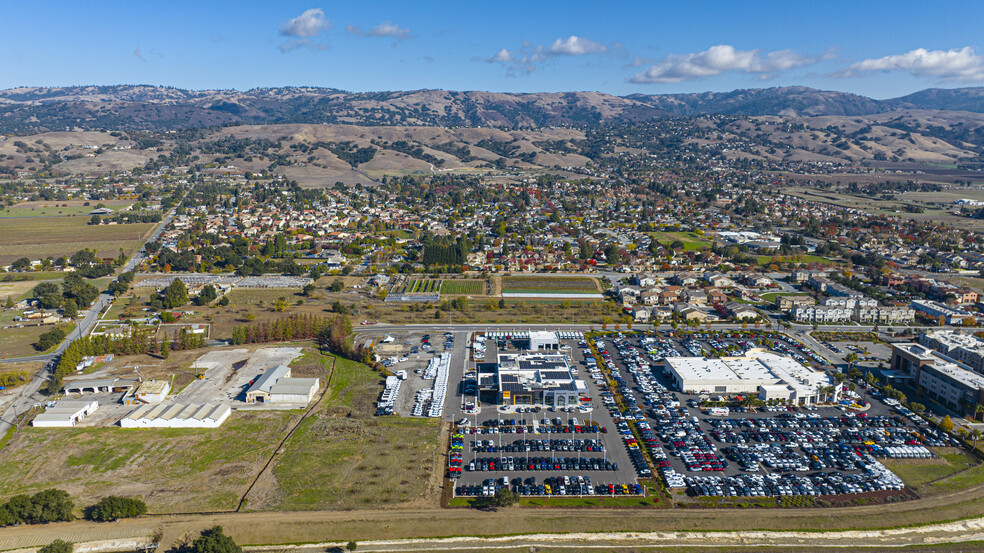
top-left (85, 496), bottom-right (147, 522)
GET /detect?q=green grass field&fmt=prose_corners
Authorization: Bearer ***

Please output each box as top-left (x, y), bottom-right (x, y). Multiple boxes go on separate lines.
top-left (501, 276), bottom-right (600, 294)
top-left (270, 353), bottom-right (441, 510)
top-left (0, 217), bottom-right (156, 265)
top-left (440, 280), bottom-right (484, 295)
top-left (647, 231), bottom-right (713, 251)
top-left (882, 449), bottom-right (982, 495)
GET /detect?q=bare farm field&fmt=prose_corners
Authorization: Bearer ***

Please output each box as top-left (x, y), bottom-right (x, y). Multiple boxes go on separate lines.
top-left (0, 217), bottom-right (156, 265)
top-left (501, 275), bottom-right (602, 294)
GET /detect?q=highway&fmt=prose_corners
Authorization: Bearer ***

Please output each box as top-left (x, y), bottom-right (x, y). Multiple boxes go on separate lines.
top-left (0, 204), bottom-right (178, 436)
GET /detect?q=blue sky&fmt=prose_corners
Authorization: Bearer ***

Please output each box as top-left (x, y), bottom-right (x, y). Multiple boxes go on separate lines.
top-left (2, 0), bottom-right (984, 98)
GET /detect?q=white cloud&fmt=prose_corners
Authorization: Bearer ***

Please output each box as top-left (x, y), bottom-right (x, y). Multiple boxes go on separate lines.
top-left (831, 47), bottom-right (984, 81)
top-left (630, 44), bottom-right (820, 83)
top-left (348, 21), bottom-right (415, 41)
top-left (279, 8), bottom-right (329, 37)
top-left (278, 8), bottom-right (329, 52)
top-left (490, 48), bottom-right (513, 63)
top-left (483, 35), bottom-right (609, 75)
top-left (549, 36), bottom-right (606, 56)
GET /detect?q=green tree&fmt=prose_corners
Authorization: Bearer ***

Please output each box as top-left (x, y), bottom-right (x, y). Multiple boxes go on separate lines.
top-left (346, 541), bottom-right (358, 552)
top-left (85, 496), bottom-right (147, 522)
top-left (162, 279), bottom-right (189, 309)
top-left (303, 283), bottom-right (316, 296)
top-left (38, 540), bottom-right (72, 553)
top-left (329, 279), bottom-right (345, 292)
top-left (273, 297), bottom-right (289, 312)
top-left (218, 295), bottom-right (230, 306)
top-left (190, 526), bottom-right (241, 553)
top-left (195, 285), bottom-right (217, 305)
top-left (90, 215), bottom-right (101, 225)
top-left (62, 299), bottom-right (78, 319)
top-left (160, 336), bottom-right (170, 359)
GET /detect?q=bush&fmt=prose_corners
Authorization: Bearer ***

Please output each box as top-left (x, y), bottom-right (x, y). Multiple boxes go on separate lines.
top-left (85, 496), bottom-right (147, 521)
top-left (190, 526), bottom-right (241, 553)
top-left (34, 327), bottom-right (67, 351)
top-left (38, 540), bottom-right (72, 553)
top-left (0, 489), bottom-right (74, 527)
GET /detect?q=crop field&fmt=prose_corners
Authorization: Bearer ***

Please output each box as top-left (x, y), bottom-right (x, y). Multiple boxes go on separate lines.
top-left (439, 280), bottom-right (484, 295)
top-left (408, 279), bottom-right (442, 293)
top-left (0, 410), bottom-right (296, 513)
top-left (0, 217), bottom-right (156, 265)
top-left (266, 353), bottom-right (442, 510)
top-left (501, 276), bottom-right (600, 294)
top-left (647, 231), bottom-right (713, 251)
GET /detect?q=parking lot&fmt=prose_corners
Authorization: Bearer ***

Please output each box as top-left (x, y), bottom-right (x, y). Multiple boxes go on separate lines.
top-left (596, 330), bottom-right (934, 499)
top-left (450, 333), bottom-right (647, 499)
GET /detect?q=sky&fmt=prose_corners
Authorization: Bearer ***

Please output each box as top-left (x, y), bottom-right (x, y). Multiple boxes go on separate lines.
top-left (2, 0), bottom-right (984, 98)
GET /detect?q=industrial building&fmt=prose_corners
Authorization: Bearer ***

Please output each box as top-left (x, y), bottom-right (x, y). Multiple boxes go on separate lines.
top-left (32, 400), bottom-right (99, 428)
top-left (480, 352), bottom-right (585, 407)
top-left (664, 349), bottom-right (837, 405)
top-left (119, 403), bottom-right (232, 428)
top-left (63, 378), bottom-right (137, 395)
top-left (890, 343), bottom-right (984, 413)
top-left (134, 380), bottom-right (171, 404)
top-left (245, 364), bottom-right (319, 404)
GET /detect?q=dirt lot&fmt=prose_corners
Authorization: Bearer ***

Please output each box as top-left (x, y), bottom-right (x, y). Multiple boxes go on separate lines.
top-left (0, 409), bottom-right (297, 513)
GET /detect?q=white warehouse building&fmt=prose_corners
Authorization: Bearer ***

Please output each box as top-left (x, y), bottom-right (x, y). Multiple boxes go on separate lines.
top-left (119, 403), bottom-right (232, 428)
top-left (32, 400), bottom-right (99, 428)
top-left (664, 349), bottom-right (837, 405)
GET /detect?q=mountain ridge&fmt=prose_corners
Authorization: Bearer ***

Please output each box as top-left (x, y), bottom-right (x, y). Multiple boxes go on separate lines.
top-left (1, 85), bottom-right (983, 132)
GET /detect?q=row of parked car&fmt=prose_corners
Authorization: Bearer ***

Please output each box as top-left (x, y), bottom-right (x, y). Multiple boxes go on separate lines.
top-left (464, 456), bottom-right (619, 472)
top-left (455, 476), bottom-right (642, 497)
top-left (470, 438), bottom-right (606, 453)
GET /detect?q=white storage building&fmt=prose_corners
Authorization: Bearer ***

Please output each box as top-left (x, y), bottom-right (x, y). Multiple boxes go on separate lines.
top-left (32, 400), bottom-right (99, 428)
top-left (119, 403), bottom-right (232, 428)
top-left (528, 331), bottom-right (559, 351)
top-left (664, 349), bottom-right (836, 406)
top-left (269, 378), bottom-right (321, 404)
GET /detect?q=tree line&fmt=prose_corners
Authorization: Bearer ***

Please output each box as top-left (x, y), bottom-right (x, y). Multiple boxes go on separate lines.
top-left (0, 489), bottom-right (147, 528)
top-left (231, 313), bottom-right (374, 365)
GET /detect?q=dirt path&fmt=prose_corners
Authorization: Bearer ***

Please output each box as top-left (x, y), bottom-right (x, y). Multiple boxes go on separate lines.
top-left (2, 480), bottom-right (984, 551)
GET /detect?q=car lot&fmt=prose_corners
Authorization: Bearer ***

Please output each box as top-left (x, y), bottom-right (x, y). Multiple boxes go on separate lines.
top-left (450, 335), bottom-right (645, 498)
top-left (592, 330), bottom-right (935, 499)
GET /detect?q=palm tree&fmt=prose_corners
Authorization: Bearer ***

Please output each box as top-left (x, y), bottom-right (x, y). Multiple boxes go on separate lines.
top-left (971, 428), bottom-right (982, 451)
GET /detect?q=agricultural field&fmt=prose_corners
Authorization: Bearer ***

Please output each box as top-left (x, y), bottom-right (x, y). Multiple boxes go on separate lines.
top-left (647, 231), bottom-right (713, 251)
top-left (439, 279), bottom-right (485, 295)
top-left (501, 276), bottom-right (601, 294)
top-left (0, 200), bottom-right (133, 219)
top-left (0, 216), bottom-right (156, 265)
top-left (264, 353), bottom-right (442, 510)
